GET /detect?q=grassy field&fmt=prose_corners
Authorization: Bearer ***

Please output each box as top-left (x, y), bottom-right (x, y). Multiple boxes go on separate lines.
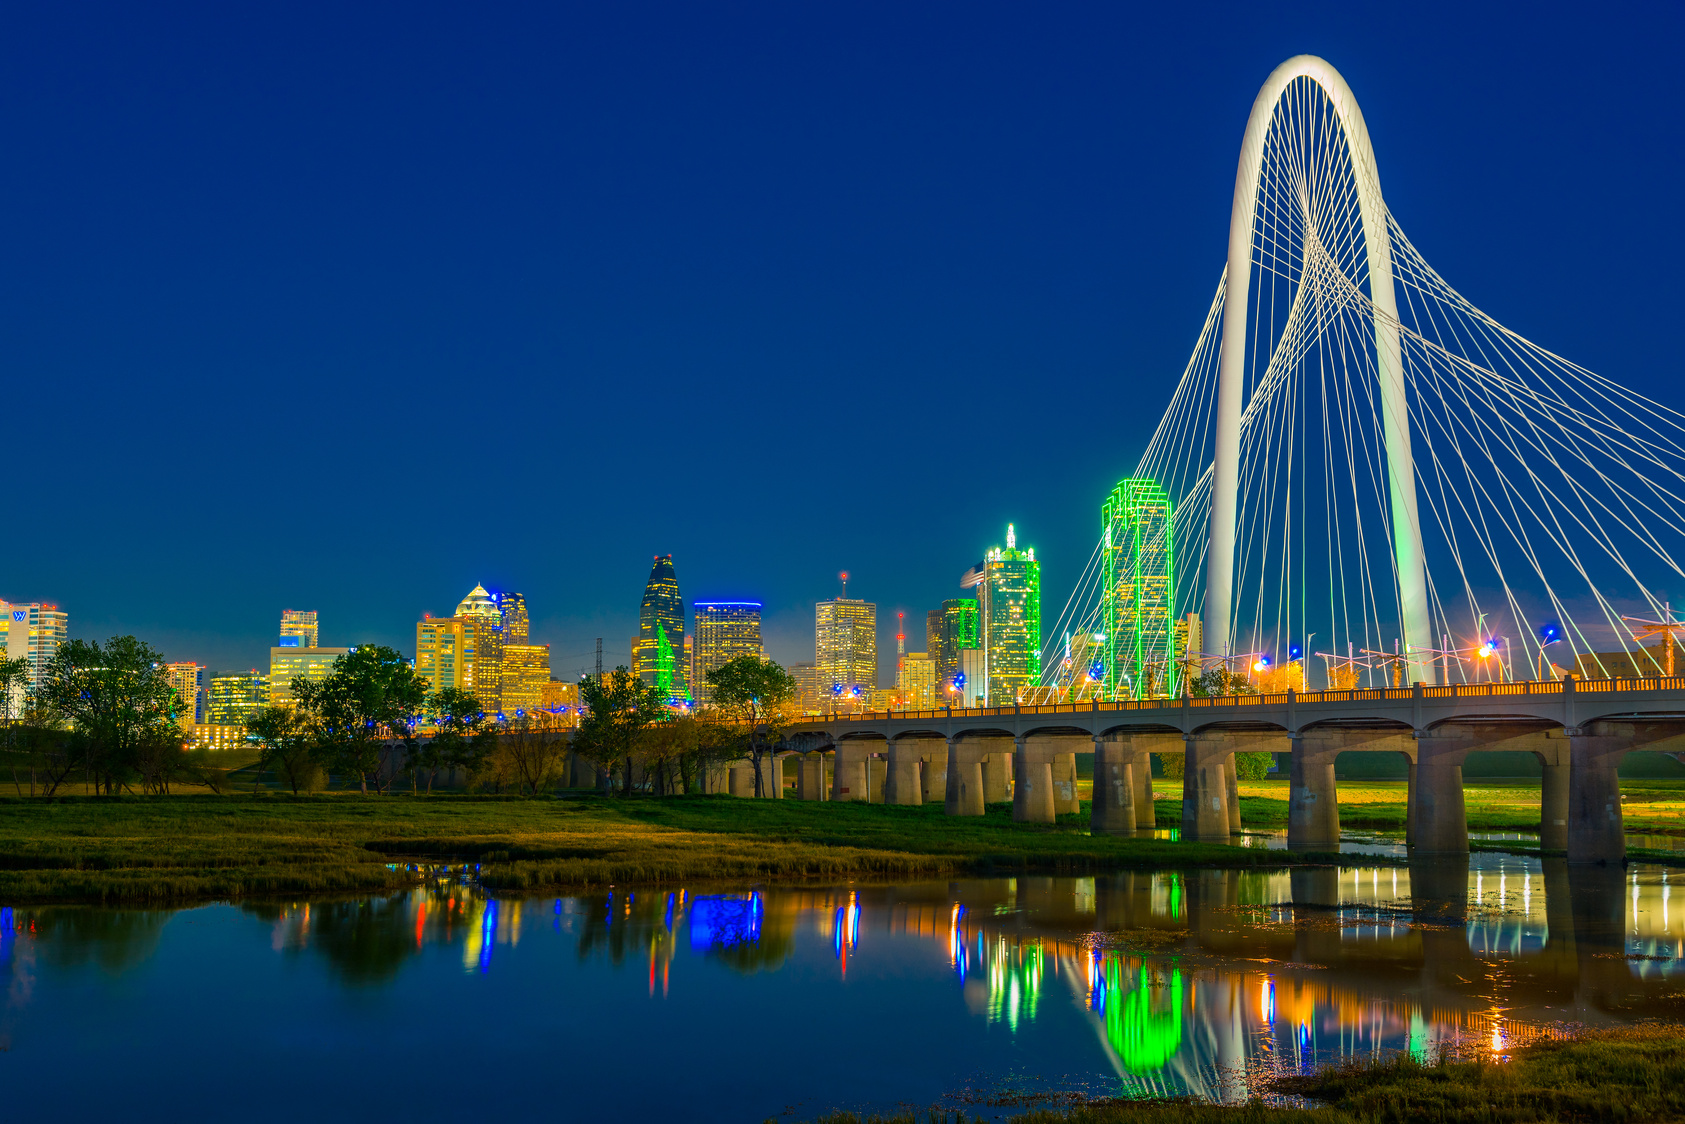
top-left (0, 792), bottom-right (1355, 905)
top-left (803, 1023), bottom-right (1685, 1123)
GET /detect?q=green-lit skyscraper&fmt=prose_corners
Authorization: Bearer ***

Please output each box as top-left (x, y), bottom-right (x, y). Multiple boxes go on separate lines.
top-left (929, 599), bottom-right (979, 697)
top-left (637, 554), bottom-right (689, 701)
top-left (1102, 478), bottom-right (1175, 699)
top-left (978, 524), bottom-right (1041, 706)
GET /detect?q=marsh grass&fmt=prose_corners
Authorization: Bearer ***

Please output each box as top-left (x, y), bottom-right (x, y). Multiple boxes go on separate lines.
top-left (0, 792), bottom-right (1345, 905)
top-left (799, 1024), bottom-right (1685, 1123)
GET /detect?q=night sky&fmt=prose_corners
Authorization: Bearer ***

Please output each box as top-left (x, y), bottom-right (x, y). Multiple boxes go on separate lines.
top-left (5, 2), bottom-right (1680, 679)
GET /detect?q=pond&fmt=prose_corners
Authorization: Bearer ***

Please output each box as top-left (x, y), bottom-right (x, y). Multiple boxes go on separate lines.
top-left (2, 851), bottom-right (1681, 1121)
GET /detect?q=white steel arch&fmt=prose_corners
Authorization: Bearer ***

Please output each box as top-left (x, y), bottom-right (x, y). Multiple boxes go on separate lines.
top-left (1203, 55), bottom-right (1433, 683)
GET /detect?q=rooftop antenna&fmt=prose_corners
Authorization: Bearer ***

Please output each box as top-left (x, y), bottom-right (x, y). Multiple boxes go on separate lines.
top-left (595, 637), bottom-right (603, 681)
top-left (839, 571), bottom-right (849, 598)
top-left (897, 612), bottom-right (905, 658)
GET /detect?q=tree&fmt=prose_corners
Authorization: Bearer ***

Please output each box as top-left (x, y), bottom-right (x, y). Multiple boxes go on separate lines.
top-left (705, 656), bottom-right (796, 797)
top-left (245, 706), bottom-right (320, 795)
top-left (419, 686), bottom-right (496, 790)
top-left (36, 636), bottom-right (183, 794)
top-left (291, 646), bottom-right (428, 794)
top-left (1189, 667), bottom-right (1257, 698)
top-left (497, 713), bottom-right (568, 795)
top-left (575, 668), bottom-right (666, 794)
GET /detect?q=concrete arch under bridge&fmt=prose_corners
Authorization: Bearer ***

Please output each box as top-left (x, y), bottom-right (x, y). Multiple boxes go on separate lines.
top-left (777, 678), bottom-right (1685, 863)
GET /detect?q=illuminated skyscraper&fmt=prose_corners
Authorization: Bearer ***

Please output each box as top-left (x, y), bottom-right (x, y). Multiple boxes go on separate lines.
top-left (279, 609), bottom-right (319, 648)
top-left (931, 599), bottom-right (979, 694)
top-left (791, 661), bottom-right (820, 714)
top-left (499, 592), bottom-right (529, 643)
top-left (208, 672), bottom-right (270, 726)
top-left (501, 642), bottom-right (551, 714)
top-left (978, 525), bottom-right (1041, 706)
top-left (164, 662), bottom-right (206, 728)
top-left (415, 584), bottom-right (506, 713)
top-left (270, 646), bottom-right (350, 705)
top-left (692, 602), bottom-right (763, 706)
top-left (0, 601), bottom-right (68, 695)
top-left (636, 556), bottom-right (688, 701)
top-left (896, 651), bottom-right (938, 708)
top-left (1102, 478), bottom-right (1176, 699)
top-left (816, 597), bottom-right (877, 707)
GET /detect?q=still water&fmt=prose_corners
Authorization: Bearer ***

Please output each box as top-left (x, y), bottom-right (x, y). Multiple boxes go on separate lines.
top-left (2, 853), bottom-right (1681, 1122)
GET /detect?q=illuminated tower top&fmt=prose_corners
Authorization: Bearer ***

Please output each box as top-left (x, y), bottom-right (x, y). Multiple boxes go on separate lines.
top-left (978, 525), bottom-right (1041, 706)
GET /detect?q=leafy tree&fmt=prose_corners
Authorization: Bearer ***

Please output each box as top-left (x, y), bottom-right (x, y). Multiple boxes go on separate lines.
top-left (1189, 667), bottom-right (1257, 698)
top-left (292, 646), bottom-right (428, 794)
top-left (705, 656), bottom-right (796, 797)
top-left (418, 686), bottom-right (496, 790)
top-left (245, 705), bottom-right (320, 795)
top-left (36, 636), bottom-right (183, 793)
top-left (575, 668), bottom-right (666, 794)
top-left (497, 713), bottom-right (568, 795)
top-left (1235, 751), bottom-right (1275, 780)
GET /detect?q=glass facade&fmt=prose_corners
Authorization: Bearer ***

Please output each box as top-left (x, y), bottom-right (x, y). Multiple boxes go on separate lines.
top-left (164, 662), bottom-right (206, 728)
top-left (637, 556), bottom-right (689, 701)
top-left (501, 643), bottom-right (550, 714)
top-left (816, 598), bottom-right (877, 707)
top-left (0, 602), bottom-right (68, 695)
top-left (1102, 478), bottom-right (1176, 699)
top-left (269, 647), bottom-right (351, 705)
top-left (207, 672), bottom-right (270, 726)
top-left (692, 602), bottom-right (763, 706)
top-left (499, 592), bottom-right (529, 643)
top-left (279, 609), bottom-right (318, 648)
top-left (932, 599), bottom-right (980, 697)
top-left (978, 525), bottom-right (1041, 706)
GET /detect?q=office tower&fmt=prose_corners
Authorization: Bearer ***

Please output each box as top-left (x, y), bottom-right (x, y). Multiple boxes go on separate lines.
top-left (791, 661), bottom-right (820, 713)
top-left (208, 672), bottom-right (271, 726)
top-left (540, 679), bottom-right (580, 727)
top-left (684, 634), bottom-right (694, 694)
top-left (415, 585), bottom-right (506, 712)
top-left (164, 662), bottom-right (206, 728)
top-left (279, 609), bottom-right (319, 649)
top-left (500, 592), bottom-right (529, 643)
top-left (1175, 613), bottom-right (1203, 691)
top-left (896, 650), bottom-right (938, 708)
top-left (0, 601), bottom-right (68, 695)
top-left (816, 597), bottom-right (877, 708)
top-left (270, 646), bottom-right (351, 705)
top-left (959, 648), bottom-right (987, 708)
top-left (636, 555), bottom-right (688, 700)
top-left (931, 598), bottom-right (979, 691)
top-left (692, 602), bottom-right (763, 705)
top-left (501, 642), bottom-right (551, 714)
top-left (977, 524), bottom-right (1041, 706)
top-left (1102, 478), bottom-right (1176, 699)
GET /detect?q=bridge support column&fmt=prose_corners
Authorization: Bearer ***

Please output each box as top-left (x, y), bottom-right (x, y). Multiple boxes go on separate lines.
top-left (1013, 736), bottom-right (1056, 823)
top-left (1181, 733), bottom-right (1233, 842)
top-left (832, 741), bottom-right (882, 802)
top-left (728, 761), bottom-right (755, 798)
top-left (796, 753), bottom-right (825, 800)
top-left (1134, 748), bottom-right (1156, 828)
top-left (884, 740), bottom-right (923, 805)
top-left (1412, 732), bottom-right (1469, 854)
top-left (1224, 754), bottom-right (1242, 835)
top-left (1536, 734), bottom-right (1570, 851)
top-left (982, 751), bottom-right (1011, 804)
top-left (921, 748), bottom-right (946, 803)
top-left (1287, 738), bottom-right (1341, 851)
top-left (944, 738), bottom-right (986, 816)
top-left (1091, 734), bottom-right (1137, 836)
top-left (765, 754), bottom-right (785, 798)
top-left (1404, 760), bottom-right (1416, 847)
top-left (1567, 724), bottom-right (1626, 865)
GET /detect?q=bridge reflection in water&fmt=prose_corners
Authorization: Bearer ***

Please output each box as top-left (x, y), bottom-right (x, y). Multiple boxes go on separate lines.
top-left (233, 856), bottom-right (1683, 1100)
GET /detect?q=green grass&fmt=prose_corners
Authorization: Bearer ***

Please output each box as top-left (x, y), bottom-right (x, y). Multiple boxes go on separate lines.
top-left (799, 1024), bottom-right (1685, 1123)
top-left (0, 792), bottom-right (1352, 905)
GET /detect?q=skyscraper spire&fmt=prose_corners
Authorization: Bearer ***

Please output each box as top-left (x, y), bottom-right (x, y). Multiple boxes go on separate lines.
top-left (638, 555), bottom-right (688, 700)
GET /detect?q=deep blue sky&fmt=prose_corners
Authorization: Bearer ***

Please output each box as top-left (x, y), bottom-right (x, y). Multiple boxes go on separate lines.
top-left (4, 2), bottom-right (1680, 678)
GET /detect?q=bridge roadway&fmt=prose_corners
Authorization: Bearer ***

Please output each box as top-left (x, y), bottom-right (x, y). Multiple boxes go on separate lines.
top-left (773, 678), bottom-right (1685, 864)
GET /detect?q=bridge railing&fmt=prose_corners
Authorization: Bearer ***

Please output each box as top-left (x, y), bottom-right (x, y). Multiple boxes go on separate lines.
top-left (788, 676), bottom-right (1685, 727)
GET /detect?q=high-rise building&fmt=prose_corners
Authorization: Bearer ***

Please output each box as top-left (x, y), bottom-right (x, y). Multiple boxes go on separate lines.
top-left (499, 592), bottom-right (529, 643)
top-left (501, 643), bottom-right (551, 714)
top-left (270, 647), bottom-right (351, 705)
top-left (896, 651), bottom-right (938, 708)
top-left (931, 598), bottom-right (980, 693)
top-left (977, 524), bottom-right (1041, 706)
top-left (692, 602), bottom-right (763, 705)
top-left (816, 597), bottom-right (877, 707)
top-left (279, 609), bottom-right (319, 648)
top-left (208, 671), bottom-right (270, 726)
top-left (791, 661), bottom-right (821, 714)
top-left (540, 679), bottom-right (580, 727)
top-left (0, 601), bottom-right (68, 696)
top-left (636, 556), bottom-right (688, 700)
top-left (1102, 478), bottom-right (1176, 699)
top-left (163, 662), bottom-right (205, 728)
top-left (415, 584), bottom-right (506, 713)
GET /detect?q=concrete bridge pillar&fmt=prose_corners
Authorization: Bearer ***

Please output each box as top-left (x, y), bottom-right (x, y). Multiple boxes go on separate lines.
top-left (1567, 724), bottom-right (1626, 864)
top-left (1287, 737), bottom-right (1341, 851)
top-left (921, 746), bottom-right (947, 803)
top-left (765, 753), bottom-right (785, 798)
top-left (1412, 733), bottom-right (1469, 854)
top-left (1181, 732), bottom-right (1234, 842)
top-left (728, 761), bottom-right (756, 798)
top-left (981, 744), bottom-right (1013, 804)
top-left (1012, 736), bottom-right (1056, 823)
top-left (1404, 759), bottom-right (1416, 847)
top-left (831, 740), bottom-right (883, 802)
top-left (884, 740), bottom-right (923, 805)
top-left (1090, 734), bottom-right (1137, 836)
top-left (944, 738), bottom-right (986, 816)
top-left (796, 753), bottom-right (826, 801)
top-left (1105, 732), bottom-right (1172, 829)
top-left (1536, 734), bottom-right (1570, 851)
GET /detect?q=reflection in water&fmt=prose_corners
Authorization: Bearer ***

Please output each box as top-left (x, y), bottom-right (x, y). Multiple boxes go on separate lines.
top-left (2, 854), bottom-right (1682, 1109)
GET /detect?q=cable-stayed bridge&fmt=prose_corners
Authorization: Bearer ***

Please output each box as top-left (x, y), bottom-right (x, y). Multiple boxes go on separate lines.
top-left (784, 57), bottom-right (1685, 864)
